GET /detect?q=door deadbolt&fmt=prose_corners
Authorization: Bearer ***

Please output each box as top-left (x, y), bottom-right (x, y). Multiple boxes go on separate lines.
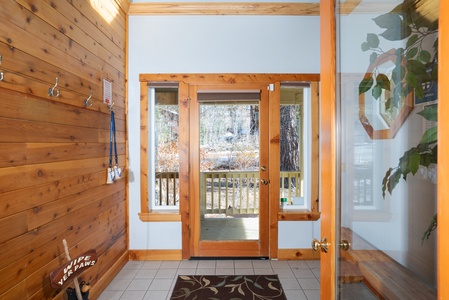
top-left (260, 166), bottom-right (267, 171)
top-left (260, 179), bottom-right (269, 185)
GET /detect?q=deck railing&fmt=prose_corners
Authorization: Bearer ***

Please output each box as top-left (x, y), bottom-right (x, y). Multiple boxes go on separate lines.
top-left (155, 171), bottom-right (302, 214)
top-left (155, 172), bottom-right (179, 206)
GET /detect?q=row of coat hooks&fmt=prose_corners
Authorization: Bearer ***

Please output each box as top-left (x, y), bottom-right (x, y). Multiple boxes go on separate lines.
top-left (0, 51), bottom-right (114, 111)
top-left (48, 76), bottom-right (94, 108)
top-left (49, 76), bottom-right (115, 110)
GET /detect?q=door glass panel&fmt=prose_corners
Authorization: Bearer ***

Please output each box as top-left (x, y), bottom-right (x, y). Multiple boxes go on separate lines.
top-left (336, 1), bottom-right (438, 298)
top-left (199, 93), bottom-right (260, 241)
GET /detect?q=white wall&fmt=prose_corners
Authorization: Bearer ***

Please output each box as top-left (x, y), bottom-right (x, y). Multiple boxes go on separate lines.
top-left (128, 15), bottom-right (320, 250)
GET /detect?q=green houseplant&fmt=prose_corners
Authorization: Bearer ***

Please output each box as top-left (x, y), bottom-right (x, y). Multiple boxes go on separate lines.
top-left (358, 0), bottom-right (438, 242)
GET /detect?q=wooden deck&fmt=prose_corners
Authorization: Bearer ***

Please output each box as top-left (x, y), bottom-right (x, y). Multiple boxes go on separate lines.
top-left (200, 217), bottom-right (259, 241)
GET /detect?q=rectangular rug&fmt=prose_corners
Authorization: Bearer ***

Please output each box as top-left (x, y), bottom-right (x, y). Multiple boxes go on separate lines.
top-left (170, 274), bottom-right (287, 300)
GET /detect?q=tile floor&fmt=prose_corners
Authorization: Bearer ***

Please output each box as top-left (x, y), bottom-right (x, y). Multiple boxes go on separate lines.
top-left (98, 259), bottom-right (321, 300)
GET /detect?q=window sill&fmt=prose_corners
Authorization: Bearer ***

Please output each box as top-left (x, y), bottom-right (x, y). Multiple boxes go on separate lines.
top-left (139, 211), bottom-right (181, 222)
top-left (277, 209), bottom-right (320, 221)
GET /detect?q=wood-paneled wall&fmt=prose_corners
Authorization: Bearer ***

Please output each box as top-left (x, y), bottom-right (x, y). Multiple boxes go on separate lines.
top-left (0, 0), bottom-right (129, 299)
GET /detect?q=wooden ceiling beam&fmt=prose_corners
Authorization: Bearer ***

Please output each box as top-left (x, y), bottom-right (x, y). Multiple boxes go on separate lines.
top-left (128, 2), bottom-right (320, 16)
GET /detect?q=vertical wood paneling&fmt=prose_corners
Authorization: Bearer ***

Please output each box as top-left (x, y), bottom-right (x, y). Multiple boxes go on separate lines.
top-left (0, 0), bottom-right (129, 299)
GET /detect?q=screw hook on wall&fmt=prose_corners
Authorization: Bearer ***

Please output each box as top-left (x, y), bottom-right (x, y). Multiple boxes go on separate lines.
top-left (84, 89), bottom-right (93, 107)
top-left (0, 54), bottom-right (3, 81)
top-left (48, 77), bottom-right (60, 97)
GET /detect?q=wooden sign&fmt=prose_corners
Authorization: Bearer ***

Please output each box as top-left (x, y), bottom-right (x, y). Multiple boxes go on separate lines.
top-left (49, 249), bottom-right (97, 289)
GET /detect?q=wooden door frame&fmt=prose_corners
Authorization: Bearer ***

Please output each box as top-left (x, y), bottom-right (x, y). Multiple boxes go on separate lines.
top-left (188, 82), bottom-right (271, 257)
top-left (320, 0), bottom-right (448, 298)
top-left (438, 2), bottom-right (448, 297)
top-left (320, 0), bottom-right (337, 299)
top-left (139, 73), bottom-right (320, 259)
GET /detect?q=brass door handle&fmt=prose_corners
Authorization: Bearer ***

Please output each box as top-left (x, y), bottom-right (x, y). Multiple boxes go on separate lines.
top-left (311, 238), bottom-right (350, 253)
top-left (339, 239), bottom-right (350, 251)
top-left (260, 179), bottom-right (269, 185)
top-left (312, 237), bottom-right (329, 253)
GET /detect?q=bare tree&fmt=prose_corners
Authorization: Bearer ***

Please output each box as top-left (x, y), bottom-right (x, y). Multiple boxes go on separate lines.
top-left (280, 105), bottom-right (299, 172)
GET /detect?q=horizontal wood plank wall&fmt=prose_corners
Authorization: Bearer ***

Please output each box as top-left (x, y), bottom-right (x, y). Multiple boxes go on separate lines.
top-left (0, 0), bottom-right (129, 299)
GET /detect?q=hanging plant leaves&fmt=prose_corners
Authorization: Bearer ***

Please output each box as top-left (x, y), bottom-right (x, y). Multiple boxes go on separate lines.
top-left (391, 65), bottom-right (405, 85)
top-left (387, 169), bottom-right (402, 195)
top-left (386, 96), bottom-right (393, 110)
top-left (420, 150), bottom-right (436, 168)
top-left (405, 72), bottom-right (418, 89)
top-left (361, 42), bottom-right (370, 51)
top-left (417, 105), bottom-right (438, 121)
top-left (395, 47), bottom-right (405, 58)
top-left (366, 33), bottom-right (380, 48)
top-left (420, 127), bottom-right (438, 144)
top-left (405, 71), bottom-right (424, 99)
top-left (376, 73), bottom-right (391, 90)
top-left (421, 214), bottom-right (437, 244)
top-left (372, 84), bottom-right (382, 100)
top-left (406, 47), bottom-right (418, 59)
top-left (408, 150), bottom-right (421, 176)
top-left (359, 74), bottom-right (374, 95)
top-left (369, 52), bottom-right (378, 64)
top-left (406, 34), bottom-right (419, 48)
top-left (399, 148), bottom-right (420, 179)
top-left (372, 13), bottom-right (401, 30)
top-left (382, 167), bottom-right (394, 198)
top-left (419, 50), bottom-right (431, 63)
top-left (430, 64), bottom-right (438, 80)
top-left (379, 26), bottom-right (409, 41)
top-left (406, 60), bottom-right (428, 78)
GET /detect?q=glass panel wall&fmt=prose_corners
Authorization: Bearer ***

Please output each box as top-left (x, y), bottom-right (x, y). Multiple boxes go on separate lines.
top-left (336, 0), bottom-right (438, 298)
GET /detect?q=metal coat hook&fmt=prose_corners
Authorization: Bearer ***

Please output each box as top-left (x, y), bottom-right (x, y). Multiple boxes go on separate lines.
top-left (108, 102), bottom-right (115, 112)
top-left (84, 89), bottom-right (93, 107)
top-left (48, 77), bottom-right (60, 97)
top-left (0, 55), bottom-right (3, 81)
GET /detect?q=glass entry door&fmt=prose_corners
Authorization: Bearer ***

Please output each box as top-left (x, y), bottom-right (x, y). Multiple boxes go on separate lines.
top-left (326, 0), bottom-right (438, 298)
top-left (190, 84), bottom-right (270, 257)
